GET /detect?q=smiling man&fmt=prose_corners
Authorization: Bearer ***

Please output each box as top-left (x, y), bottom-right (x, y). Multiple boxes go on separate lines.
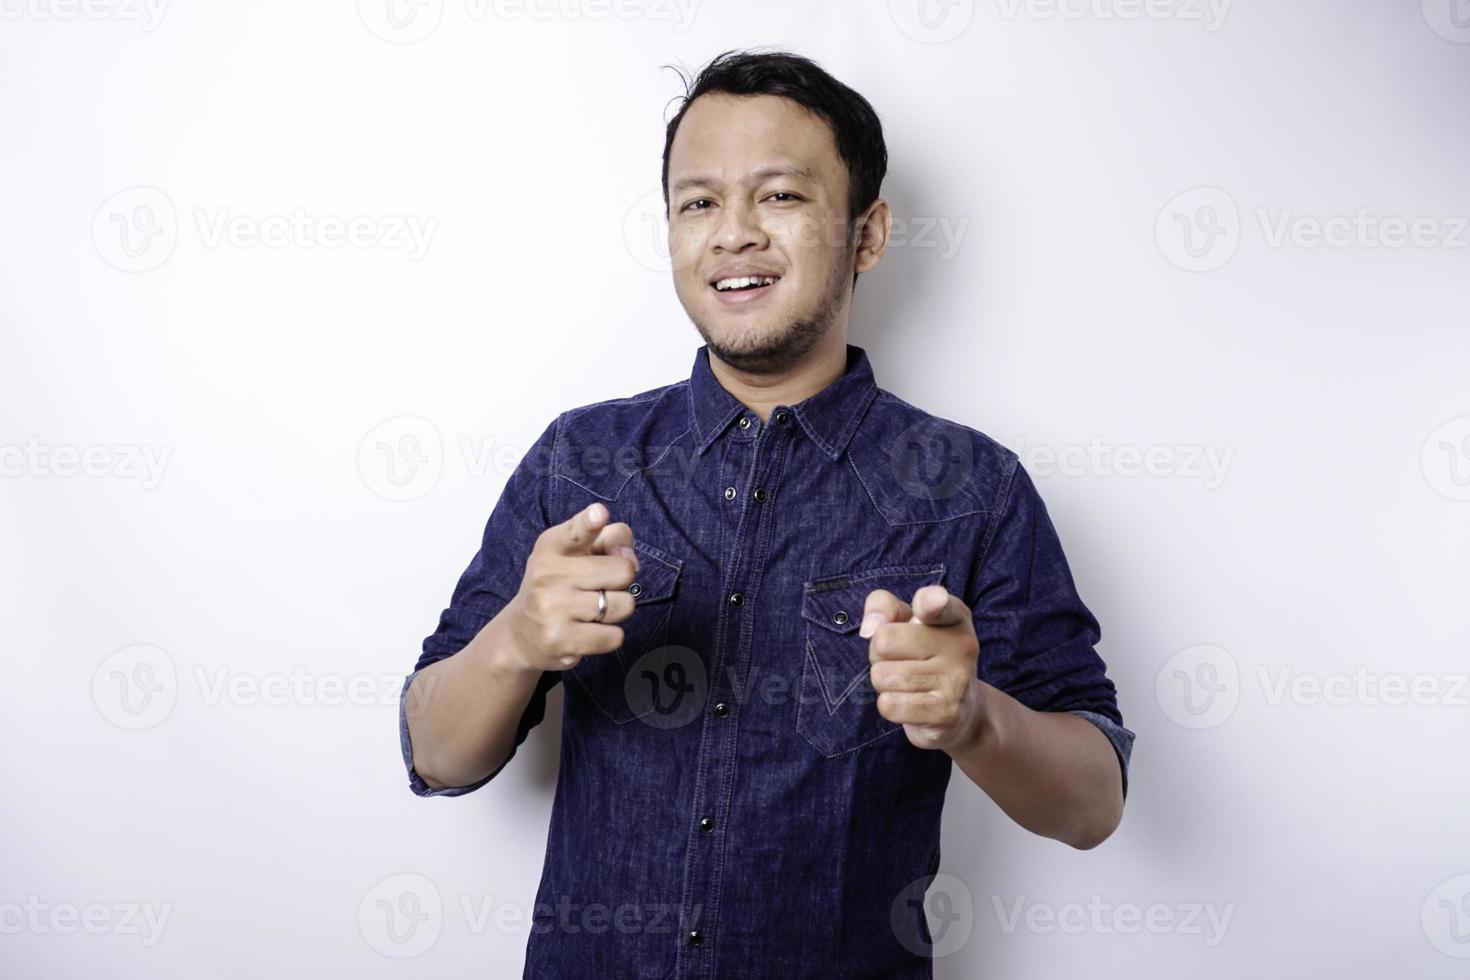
top-left (399, 49), bottom-right (1134, 979)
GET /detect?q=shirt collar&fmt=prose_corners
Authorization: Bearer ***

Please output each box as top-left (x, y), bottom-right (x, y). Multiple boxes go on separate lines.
top-left (686, 342), bottom-right (879, 461)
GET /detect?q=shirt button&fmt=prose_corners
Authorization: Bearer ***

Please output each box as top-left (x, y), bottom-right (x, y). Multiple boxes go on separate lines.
top-left (737, 416), bottom-right (751, 429)
top-left (713, 702), bottom-right (730, 717)
top-left (629, 582), bottom-right (643, 598)
top-left (723, 485), bottom-right (736, 500)
top-left (751, 487), bottom-right (767, 501)
top-left (686, 929), bottom-right (704, 947)
top-left (832, 610), bottom-right (849, 626)
top-left (728, 592), bottom-right (744, 606)
top-left (774, 409), bottom-right (790, 424)
top-left (698, 816), bottom-right (715, 833)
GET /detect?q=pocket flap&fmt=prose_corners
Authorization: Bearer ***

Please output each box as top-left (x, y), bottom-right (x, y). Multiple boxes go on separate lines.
top-left (801, 563), bottom-right (948, 709)
top-left (628, 540), bottom-right (682, 604)
top-left (801, 564), bottom-right (947, 634)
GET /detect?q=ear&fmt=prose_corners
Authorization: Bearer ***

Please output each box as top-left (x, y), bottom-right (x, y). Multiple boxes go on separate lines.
top-left (852, 198), bottom-right (892, 275)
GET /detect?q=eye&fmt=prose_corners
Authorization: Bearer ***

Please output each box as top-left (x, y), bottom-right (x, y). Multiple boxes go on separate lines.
top-left (766, 192), bottom-right (802, 203)
top-left (681, 199), bottom-right (714, 212)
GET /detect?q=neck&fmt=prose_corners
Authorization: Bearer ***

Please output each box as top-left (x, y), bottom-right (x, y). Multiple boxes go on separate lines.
top-left (707, 332), bottom-right (848, 424)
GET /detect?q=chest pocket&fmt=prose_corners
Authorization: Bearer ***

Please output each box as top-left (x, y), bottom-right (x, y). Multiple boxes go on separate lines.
top-left (567, 539), bottom-right (684, 725)
top-left (796, 563), bottom-right (947, 757)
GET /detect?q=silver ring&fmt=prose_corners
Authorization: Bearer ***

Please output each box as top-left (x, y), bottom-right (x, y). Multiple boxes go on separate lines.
top-left (592, 588), bottom-right (608, 623)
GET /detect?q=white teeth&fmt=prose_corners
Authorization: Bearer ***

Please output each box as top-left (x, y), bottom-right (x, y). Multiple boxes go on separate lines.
top-left (714, 276), bottom-right (778, 292)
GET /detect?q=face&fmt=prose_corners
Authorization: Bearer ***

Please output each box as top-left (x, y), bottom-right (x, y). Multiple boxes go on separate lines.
top-left (665, 93), bottom-right (886, 374)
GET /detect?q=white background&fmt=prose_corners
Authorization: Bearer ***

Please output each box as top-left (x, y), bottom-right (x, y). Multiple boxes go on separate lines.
top-left (3, 1), bottom-right (1468, 977)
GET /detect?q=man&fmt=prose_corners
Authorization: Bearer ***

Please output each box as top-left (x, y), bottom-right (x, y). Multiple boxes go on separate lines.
top-left (399, 48), bottom-right (1134, 979)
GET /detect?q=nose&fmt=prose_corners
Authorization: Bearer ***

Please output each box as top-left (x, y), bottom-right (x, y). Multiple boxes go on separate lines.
top-left (713, 198), bottom-right (766, 252)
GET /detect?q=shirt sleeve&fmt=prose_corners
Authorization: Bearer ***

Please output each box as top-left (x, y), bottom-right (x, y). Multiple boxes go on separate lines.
top-left (969, 460), bottom-right (1135, 800)
top-left (398, 414), bottom-right (564, 798)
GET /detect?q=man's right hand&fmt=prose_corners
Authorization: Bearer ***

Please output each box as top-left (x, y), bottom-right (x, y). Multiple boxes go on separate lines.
top-left (497, 502), bottom-right (640, 672)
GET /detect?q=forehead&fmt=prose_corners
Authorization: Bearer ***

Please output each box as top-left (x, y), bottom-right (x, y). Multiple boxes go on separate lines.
top-left (667, 92), bottom-right (844, 191)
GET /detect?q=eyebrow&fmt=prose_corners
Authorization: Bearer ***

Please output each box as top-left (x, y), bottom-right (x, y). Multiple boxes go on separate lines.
top-left (670, 165), bottom-right (821, 196)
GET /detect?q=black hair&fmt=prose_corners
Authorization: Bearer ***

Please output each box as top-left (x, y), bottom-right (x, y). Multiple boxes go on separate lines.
top-left (660, 49), bottom-right (888, 284)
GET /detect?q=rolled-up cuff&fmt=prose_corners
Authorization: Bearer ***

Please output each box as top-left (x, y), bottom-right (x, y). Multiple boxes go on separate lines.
top-left (1066, 709), bottom-right (1135, 801)
top-left (399, 669), bottom-right (494, 798)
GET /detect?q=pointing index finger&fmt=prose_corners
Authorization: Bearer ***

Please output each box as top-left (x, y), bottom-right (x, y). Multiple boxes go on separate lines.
top-left (548, 502), bottom-right (608, 555)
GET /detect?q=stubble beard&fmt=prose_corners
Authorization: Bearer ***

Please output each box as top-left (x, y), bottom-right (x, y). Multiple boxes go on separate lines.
top-left (689, 242), bottom-right (854, 376)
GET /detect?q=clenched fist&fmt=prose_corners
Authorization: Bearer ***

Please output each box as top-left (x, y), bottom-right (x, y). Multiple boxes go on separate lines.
top-left (861, 585), bottom-right (984, 752)
top-left (500, 502), bottom-right (642, 673)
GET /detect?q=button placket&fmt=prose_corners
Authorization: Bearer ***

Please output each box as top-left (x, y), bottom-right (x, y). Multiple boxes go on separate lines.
top-left (676, 406), bottom-right (791, 976)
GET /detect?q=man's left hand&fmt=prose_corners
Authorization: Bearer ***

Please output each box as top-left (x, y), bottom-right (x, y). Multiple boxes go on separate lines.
top-left (861, 585), bottom-right (985, 753)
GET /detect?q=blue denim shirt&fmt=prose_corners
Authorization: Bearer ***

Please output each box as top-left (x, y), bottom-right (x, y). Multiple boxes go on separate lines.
top-left (399, 343), bottom-right (1135, 979)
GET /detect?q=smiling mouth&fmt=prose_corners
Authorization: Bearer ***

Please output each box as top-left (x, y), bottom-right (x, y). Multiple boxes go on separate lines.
top-left (710, 275), bottom-right (781, 304)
